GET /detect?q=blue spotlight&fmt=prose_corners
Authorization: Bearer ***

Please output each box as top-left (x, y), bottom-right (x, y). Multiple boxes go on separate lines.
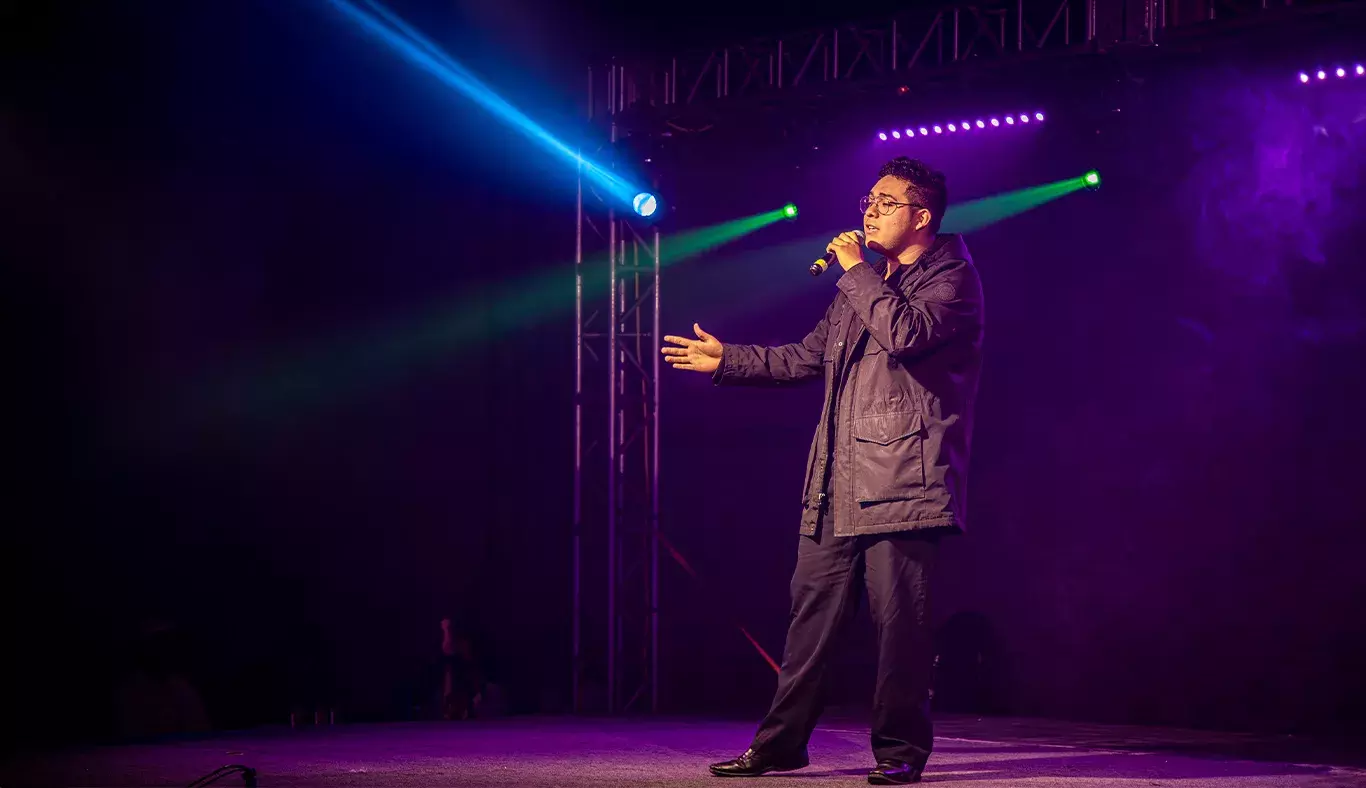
top-left (633, 192), bottom-right (659, 218)
top-left (326, 0), bottom-right (643, 208)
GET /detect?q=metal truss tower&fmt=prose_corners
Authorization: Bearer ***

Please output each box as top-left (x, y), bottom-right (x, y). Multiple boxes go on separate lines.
top-left (573, 63), bottom-right (661, 715)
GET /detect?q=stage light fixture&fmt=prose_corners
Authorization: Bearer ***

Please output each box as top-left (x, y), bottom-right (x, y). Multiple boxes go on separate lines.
top-left (1083, 170), bottom-right (1101, 189)
top-left (782, 203), bottom-right (799, 219)
top-left (633, 192), bottom-right (659, 218)
top-left (876, 111), bottom-right (1044, 143)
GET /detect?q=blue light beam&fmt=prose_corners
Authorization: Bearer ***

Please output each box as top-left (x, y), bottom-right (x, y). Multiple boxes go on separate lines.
top-left (326, 0), bottom-right (639, 205)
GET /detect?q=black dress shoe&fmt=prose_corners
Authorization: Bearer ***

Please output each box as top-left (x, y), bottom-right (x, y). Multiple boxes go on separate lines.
top-left (708, 747), bottom-right (809, 777)
top-left (867, 759), bottom-right (924, 784)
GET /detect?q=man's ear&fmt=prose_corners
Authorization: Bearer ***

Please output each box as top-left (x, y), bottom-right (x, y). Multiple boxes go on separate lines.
top-left (916, 208), bottom-right (932, 232)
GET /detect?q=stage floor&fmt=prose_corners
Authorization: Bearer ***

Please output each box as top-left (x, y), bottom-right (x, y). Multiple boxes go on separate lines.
top-left (4, 715), bottom-right (1365, 786)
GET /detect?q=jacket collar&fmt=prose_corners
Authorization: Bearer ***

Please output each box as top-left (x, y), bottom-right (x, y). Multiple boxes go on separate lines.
top-left (924, 233), bottom-right (971, 265)
top-left (876, 234), bottom-right (970, 280)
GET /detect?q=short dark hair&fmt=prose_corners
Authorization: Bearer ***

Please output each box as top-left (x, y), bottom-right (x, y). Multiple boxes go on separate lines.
top-left (877, 157), bottom-right (948, 234)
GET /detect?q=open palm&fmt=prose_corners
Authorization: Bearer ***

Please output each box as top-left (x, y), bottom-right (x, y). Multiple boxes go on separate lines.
top-left (661, 323), bottom-right (723, 373)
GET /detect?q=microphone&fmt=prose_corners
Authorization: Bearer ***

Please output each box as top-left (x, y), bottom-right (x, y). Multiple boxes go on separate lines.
top-left (810, 230), bottom-right (865, 276)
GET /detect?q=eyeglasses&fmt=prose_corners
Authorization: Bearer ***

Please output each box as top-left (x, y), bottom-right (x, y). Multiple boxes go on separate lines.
top-left (860, 195), bottom-right (923, 216)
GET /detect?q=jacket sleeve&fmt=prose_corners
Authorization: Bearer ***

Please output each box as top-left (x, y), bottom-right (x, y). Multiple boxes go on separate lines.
top-left (711, 310), bottom-right (830, 387)
top-left (835, 259), bottom-right (981, 360)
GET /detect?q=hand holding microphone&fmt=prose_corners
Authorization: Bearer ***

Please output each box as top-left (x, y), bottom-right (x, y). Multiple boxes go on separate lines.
top-left (810, 230), bottom-right (866, 276)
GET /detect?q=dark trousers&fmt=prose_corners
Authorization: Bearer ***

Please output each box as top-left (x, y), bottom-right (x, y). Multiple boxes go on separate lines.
top-left (749, 520), bottom-right (939, 765)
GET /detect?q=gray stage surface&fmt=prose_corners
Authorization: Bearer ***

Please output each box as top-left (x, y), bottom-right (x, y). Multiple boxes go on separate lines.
top-left (4, 714), bottom-right (1364, 786)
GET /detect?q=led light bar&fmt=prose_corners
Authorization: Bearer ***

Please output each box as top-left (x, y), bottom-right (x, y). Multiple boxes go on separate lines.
top-left (877, 112), bottom-right (1045, 142)
top-left (1298, 64), bottom-right (1364, 83)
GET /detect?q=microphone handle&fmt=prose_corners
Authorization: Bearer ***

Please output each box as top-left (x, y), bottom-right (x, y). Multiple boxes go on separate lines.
top-left (809, 252), bottom-right (837, 276)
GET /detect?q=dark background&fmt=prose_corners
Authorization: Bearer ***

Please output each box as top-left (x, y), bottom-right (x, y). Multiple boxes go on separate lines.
top-left (5, 0), bottom-right (1366, 748)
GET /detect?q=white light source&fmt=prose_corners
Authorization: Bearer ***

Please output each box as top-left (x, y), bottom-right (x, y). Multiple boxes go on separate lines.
top-left (632, 192), bottom-right (658, 217)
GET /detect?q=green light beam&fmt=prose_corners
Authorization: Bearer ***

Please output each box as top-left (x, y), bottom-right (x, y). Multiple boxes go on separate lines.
top-left (168, 206), bottom-right (795, 433)
top-left (940, 172), bottom-right (1099, 234)
top-left (656, 206), bottom-right (796, 265)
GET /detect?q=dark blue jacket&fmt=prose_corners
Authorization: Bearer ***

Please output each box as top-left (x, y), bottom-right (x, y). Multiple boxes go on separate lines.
top-left (713, 234), bottom-right (984, 536)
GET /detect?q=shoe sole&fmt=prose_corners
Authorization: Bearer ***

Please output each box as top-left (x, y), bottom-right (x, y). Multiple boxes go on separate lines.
top-left (867, 773), bottom-right (920, 785)
top-left (709, 762), bottom-right (809, 778)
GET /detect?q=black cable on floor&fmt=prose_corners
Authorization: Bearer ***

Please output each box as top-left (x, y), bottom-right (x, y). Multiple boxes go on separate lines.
top-left (187, 763), bottom-right (257, 787)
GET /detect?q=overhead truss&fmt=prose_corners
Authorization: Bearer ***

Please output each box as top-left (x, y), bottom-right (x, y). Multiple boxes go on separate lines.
top-left (596, 0), bottom-right (1313, 116)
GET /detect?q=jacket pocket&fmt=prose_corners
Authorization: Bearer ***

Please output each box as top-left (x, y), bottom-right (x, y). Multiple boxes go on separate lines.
top-left (850, 411), bottom-right (926, 504)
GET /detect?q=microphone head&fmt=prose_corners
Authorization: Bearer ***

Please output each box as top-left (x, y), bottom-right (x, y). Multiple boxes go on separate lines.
top-left (855, 229), bottom-right (865, 241)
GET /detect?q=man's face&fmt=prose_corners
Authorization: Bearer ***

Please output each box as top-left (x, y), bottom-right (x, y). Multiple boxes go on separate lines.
top-left (862, 175), bottom-right (929, 256)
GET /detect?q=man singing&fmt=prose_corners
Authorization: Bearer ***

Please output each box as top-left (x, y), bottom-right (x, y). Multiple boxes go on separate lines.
top-left (661, 157), bottom-right (983, 785)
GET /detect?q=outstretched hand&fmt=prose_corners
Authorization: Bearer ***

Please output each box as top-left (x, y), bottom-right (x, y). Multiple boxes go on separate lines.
top-left (661, 323), bottom-right (723, 374)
